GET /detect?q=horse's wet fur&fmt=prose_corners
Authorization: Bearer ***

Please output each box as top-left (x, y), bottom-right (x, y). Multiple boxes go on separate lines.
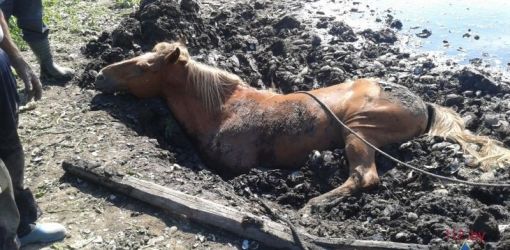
top-left (378, 81), bottom-right (428, 118)
top-left (205, 99), bottom-right (320, 176)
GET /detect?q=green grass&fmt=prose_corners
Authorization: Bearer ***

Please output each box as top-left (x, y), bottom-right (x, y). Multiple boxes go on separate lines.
top-left (7, 0), bottom-right (140, 47)
top-left (115, 0), bottom-right (141, 8)
top-left (8, 17), bottom-right (28, 51)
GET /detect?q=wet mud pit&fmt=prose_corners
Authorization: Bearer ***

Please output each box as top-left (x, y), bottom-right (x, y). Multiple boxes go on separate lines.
top-left (78, 0), bottom-right (510, 248)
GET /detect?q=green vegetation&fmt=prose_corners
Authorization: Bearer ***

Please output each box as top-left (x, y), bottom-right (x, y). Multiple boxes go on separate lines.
top-left (7, 0), bottom-right (140, 48)
top-left (115, 0), bottom-right (141, 8)
top-left (8, 17), bottom-right (27, 51)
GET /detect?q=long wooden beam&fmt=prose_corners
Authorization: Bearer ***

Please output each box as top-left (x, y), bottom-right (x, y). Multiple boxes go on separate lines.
top-left (62, 158), bottom-right (430, 250)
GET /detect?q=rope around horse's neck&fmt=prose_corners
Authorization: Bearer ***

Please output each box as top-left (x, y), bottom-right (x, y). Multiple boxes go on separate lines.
top-left (297, 91), bottom-right (510, 188)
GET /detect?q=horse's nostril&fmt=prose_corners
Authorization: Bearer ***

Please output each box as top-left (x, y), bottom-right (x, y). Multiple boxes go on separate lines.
top-left (96, 74), bottom-right (105, 82)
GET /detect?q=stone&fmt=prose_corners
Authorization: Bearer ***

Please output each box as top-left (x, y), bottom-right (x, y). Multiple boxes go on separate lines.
top-left (444, 94), bottom-right (464, 106)
top-left (407, 212), bottom-right (419, 222)
top-left (274, 16), bottom-right (301, 30)
top-left (458, 68), bottom-right (502, 94)
top-left (416, 29), bottom-right (432, 38)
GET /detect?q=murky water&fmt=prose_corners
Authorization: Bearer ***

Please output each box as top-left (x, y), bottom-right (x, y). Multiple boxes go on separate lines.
top-left (305, 0), bottom-right (510, 70)
top-left (367, 0), bottom-right (510, 67)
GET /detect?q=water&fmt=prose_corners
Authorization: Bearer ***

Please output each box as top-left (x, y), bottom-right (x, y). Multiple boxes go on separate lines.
top-left (305, 0), bottom-right (510, 70)
top-left (365, 0), bottom-right (510, 68)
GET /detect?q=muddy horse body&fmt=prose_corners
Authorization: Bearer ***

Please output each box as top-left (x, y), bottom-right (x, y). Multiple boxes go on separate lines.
top-left (95, 42), bottom-right (510, 209)
top-left (194, 80), bottom-right (428, 175)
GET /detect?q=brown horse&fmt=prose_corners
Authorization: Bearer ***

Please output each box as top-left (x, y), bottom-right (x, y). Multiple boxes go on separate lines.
top-left (95, 41), bottom-right (510, 209)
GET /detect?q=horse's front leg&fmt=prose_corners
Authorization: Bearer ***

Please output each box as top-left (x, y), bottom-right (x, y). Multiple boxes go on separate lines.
top-left (302, 134), bottom-right (380, 212)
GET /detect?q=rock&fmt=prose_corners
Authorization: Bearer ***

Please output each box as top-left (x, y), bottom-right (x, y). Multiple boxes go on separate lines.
top-left (322, 151), bottom-right (334, 165)
top-left (168, 226), bottom-right (178, 234)
top-left (311, 35), bottom-right (322, 47)
top-left (317, 66), bottom-right (346, 85)
top-left (433, 189), bottom-right (449, 195)
top-left (393, 231), bottom-right (416, 242)
top-left (310, 150), bottom-right (321, 163)
top-left (444, 94), bottom-right (464, 106)
top-left (484, 114), bottom-right (502, 128)
top-left (180, 0), bottom-right (200, 13)
top-left (254, 1), bottom-right (265, 9)
top-left (361, 28), bottom-right (397, 44)
top-left (274, 16), bottom-right (301, 30)
top-left (416, 29), bottom-right (432, 38)
top-left (497, 229), bottom-right (510, 250)
top-left (487, 205), bottom-right (510, 220)
top-left (407, 212), bottom-right (419, 222)
top-left (328, 21), bottom-right (357, 42)
top-left (270, 40), bottom-right (287, 56)
top-left (431, 142), bottom-right (451, 151)
top-left (458, 68), bottom-right (502, 94)
top-left (470, 211), bottom-right (501, 241)
top-left (470, 58), bottom-right (483, 66)
top-left (390, 19), bottom-right (403, 30)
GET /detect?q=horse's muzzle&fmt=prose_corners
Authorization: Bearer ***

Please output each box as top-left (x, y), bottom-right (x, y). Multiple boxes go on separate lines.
top-left (94, 72), bottom-right (116, 94)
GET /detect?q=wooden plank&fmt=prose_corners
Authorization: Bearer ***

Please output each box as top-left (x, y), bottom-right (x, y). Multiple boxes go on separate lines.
top-left (62, 158), bottom-right (430, 250)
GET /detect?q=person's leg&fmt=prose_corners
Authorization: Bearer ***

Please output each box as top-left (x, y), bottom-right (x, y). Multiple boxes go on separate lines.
top-left (0, 42), bottom-right (22, 250)
top-left (0, 48), bottom-right (66, 246)
top-left (0, 146), bottom-right (40, 237)
top-left (12, 0), bottom-right (74, 80)
top-left (0, 159), bottom-right (21, 250)
top-left (0, 47), bottom-right (40, 237)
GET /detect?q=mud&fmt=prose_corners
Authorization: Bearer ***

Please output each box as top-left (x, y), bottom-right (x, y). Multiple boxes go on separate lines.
top-left (75, 0), bottom-right (510, 248)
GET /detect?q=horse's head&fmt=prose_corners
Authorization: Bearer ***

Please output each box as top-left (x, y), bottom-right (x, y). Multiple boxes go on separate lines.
top-left (95, 42), bottom-right (189, 98)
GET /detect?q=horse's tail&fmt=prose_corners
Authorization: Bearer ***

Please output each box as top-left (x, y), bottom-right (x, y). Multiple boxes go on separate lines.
top-left (427, 103), bottom-right (510, 170)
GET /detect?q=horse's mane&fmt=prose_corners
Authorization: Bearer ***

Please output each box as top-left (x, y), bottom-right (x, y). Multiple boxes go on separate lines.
top-left (154, 42), bottom-right (245, 112)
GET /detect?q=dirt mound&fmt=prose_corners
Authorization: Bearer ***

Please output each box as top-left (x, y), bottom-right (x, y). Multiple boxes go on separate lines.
top-left (77, 0), bottom-right (510, 247)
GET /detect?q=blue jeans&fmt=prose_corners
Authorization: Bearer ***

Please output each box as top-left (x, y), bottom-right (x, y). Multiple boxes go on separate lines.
top-left (0, 0), bottom-right (48, 42)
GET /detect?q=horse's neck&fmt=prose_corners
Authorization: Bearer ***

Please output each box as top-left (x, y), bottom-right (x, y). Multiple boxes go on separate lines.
top-left (164, 89), bottom-right (220, 137)
top-left (163, 85), bottom-right (268, 138)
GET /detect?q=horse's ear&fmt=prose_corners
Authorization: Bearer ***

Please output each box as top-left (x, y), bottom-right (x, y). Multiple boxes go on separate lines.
top-left (165, 47), bottom-right (181, 64)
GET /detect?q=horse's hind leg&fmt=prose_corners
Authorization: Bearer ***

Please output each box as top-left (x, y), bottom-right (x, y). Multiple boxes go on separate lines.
top-left (304, 134), bottom-right (380, 210)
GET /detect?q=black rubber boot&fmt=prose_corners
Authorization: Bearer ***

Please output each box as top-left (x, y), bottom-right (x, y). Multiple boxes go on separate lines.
top-left (0, 159), bottom-right (21, 250)
top-left (1, 148), bottom-right (41, 237)
top-left (27, 39), bottom-right (74, 81)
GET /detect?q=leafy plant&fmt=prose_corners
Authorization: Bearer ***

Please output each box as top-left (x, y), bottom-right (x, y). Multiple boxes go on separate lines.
top-left (8, 17), bottom-right (27, 51)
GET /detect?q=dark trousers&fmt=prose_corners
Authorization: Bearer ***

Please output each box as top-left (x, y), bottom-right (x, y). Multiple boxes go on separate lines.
top-left (0, 159), bottom-right (20, 250)
top-left (0, 48), bottom-right (39, 248)
top-left (0, 0), bottom-right (48, 42)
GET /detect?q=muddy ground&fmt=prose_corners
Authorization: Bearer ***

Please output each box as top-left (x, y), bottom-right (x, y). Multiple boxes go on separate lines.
top-left (18, 0), bottom-right (510, 249)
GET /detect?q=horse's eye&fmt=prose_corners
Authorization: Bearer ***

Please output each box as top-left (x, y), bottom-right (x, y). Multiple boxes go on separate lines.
top-left (137, 61), bottom-right (161, 72)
